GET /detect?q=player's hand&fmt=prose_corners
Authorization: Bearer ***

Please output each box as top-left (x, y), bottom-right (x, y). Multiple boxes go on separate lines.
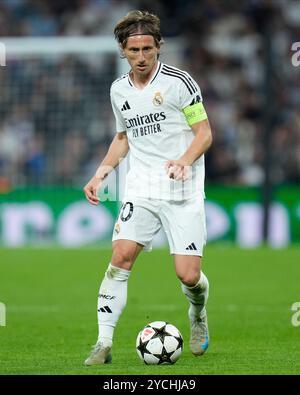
top-left (165, 159), bottom-right (191, 181)
top-left (83, 176), bottom-right (102, 205)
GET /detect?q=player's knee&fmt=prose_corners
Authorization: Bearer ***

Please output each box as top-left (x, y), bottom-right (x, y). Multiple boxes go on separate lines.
top-left (177, 271), bottom-right (200, 287)
top-left (111, 244), bottom-right (135, 268)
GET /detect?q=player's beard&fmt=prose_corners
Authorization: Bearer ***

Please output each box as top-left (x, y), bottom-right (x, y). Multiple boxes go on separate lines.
top-left (135, 61), bottom-right (156, 78)
top-left (136, 63), bottom-right (148, 74)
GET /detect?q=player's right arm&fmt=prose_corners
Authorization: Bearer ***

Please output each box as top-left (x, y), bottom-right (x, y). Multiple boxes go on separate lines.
top-left (83, 131), bottom-right (128, 205)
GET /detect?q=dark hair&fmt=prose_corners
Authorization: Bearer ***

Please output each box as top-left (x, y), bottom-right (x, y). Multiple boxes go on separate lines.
top-left (114, 10), bottom-right (163, 48)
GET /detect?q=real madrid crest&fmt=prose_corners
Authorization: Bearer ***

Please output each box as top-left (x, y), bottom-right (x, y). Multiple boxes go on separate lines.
top-left (114, 223), bottom-right (120, 234)
top-left (153, 91), bottom-right (163, 106)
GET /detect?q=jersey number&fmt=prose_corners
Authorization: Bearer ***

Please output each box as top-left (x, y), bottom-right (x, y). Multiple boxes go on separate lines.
top-left (120, 202), bottom-right (134, 222)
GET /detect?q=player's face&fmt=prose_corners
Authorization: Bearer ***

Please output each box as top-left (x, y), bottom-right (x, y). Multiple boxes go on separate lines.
top-left (123, 35), bottom-right (159, 79)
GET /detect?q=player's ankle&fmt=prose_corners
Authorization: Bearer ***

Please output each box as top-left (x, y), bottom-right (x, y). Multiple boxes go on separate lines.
top-left (97, 337), bottom-right (113, 348)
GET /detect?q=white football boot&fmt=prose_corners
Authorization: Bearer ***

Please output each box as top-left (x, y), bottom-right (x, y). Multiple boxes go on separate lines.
top-left (189, 307), bottom-right (209, 356)
top-left (84, 342), bottom-right (112, 365)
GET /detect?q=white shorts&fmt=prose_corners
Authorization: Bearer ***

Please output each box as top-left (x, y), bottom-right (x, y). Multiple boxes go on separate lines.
top-left (112, 196), bottom-right (207, 256)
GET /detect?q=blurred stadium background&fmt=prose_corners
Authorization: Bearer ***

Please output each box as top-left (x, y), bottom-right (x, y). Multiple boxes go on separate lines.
top-left (0, 0), bottom-right (299, 248)
top-left (0, 0), bottom-right (300, 375)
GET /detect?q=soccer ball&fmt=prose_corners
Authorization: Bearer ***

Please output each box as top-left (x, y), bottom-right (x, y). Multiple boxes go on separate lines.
top-left (136, 321), bottom-right (183, 365)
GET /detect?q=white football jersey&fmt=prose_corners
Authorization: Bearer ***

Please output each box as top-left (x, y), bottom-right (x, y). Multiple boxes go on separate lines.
top-left (110, 61), bottom-right (206, 200)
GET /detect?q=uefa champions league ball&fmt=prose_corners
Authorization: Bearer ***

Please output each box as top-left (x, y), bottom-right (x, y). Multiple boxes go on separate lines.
top-left (136, 321), bottom-right (183, 365)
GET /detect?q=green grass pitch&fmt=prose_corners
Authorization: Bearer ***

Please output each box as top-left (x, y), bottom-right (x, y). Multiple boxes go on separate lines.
top-left (0, 246), bottom-right (299, 375)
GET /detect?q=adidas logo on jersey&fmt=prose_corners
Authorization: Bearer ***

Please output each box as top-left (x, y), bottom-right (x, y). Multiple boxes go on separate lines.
top-left (190, 95), bottom-right (202, 106)
top-left (185, 242), bottom-right (197, 251)
top-left (121, 101), bottom-right (131, 111)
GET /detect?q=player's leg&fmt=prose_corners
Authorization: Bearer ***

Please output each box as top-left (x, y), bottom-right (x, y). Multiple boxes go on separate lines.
top-left (84, 240), bottom-right (143, 366)
top-left (160, 197), bottom-right (209, 356)
top-left (97, 240), bottom-right (143, 348)
top-left (174, 254), bottom-right (209, 356)
top-left (85, 199), bottom-right (161, 365)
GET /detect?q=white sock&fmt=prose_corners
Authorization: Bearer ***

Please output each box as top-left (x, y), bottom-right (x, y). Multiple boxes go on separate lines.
top-left (181, 272), bottom-right (209, 320)
top-left (97, 263), bottom-right (130, 346)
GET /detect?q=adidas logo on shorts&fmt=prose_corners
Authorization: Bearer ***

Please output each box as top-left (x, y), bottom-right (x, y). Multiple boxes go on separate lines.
top-left (185, 242), bottom-right (197, 251)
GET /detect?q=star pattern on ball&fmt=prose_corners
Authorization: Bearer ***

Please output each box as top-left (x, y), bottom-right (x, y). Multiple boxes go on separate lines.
top-left (136, 322), bottom-right (184, 365)
top-left (174, 334), bottom-right (183, 350)
top-left (155, 345), bottom-right (175, 365)
top-left (150, 324), bottom-right (182, 364)
top-left (150, 323), bottom-right (169, 342)
top-left (136, 336), bottom-right (152, 360)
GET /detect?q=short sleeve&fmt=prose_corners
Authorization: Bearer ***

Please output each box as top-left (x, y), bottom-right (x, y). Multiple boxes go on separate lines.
top-left (110, 88), bottom-right (126, 133)
top-left (179, 72), bottom-right (203, 110)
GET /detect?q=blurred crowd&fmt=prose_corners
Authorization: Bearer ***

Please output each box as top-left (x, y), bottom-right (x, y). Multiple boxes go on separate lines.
top-left (0, 0), bottom-right (300, 189)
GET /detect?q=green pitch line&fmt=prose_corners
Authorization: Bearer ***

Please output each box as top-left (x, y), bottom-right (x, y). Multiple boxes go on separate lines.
top-left (0, 246), bottom-right (299, 375)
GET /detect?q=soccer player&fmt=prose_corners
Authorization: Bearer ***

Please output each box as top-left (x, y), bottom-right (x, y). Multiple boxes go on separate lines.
top-left (83, 10), bottom-right (212, 365)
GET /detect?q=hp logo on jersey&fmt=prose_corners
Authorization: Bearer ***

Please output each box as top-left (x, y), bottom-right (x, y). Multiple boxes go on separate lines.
top-left (153, 91), bottom-right (163, 106)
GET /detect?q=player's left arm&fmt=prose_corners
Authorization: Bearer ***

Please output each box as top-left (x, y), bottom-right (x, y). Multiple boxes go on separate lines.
top-left (181, 117), bottom-right (213, 165)
top-left (166, 104), bottom-right (213, 181)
